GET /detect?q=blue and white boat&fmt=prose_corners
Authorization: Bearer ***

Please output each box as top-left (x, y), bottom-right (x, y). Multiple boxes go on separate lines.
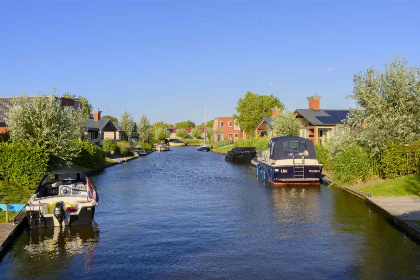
top-left (257, 136), bottom-right (323, 186)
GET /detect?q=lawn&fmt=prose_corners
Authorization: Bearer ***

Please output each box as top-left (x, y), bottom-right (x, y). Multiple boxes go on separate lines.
top-left (360, 173), bottom-right (420, 198)
top-left (0, 211), bottom-right (19, 223)
top-left (212, 146), bottom-right (234, 155)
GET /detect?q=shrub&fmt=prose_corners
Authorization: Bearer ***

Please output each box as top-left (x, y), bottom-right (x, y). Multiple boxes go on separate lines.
top-left (191, 127), bottom-right (202, 139)
top-left (181, 139), bottom-right (203, 146)
top-left (0, 142), bottom-right (50, 189)
top-left (175, 129), bottom-right (189, 139)
top-left (380, 141), bottom-right (420, 179)
top-left (234, 137), bottom-right (270, 151)
top-left (135, 141), bottom-right (152, 150)
top-left (332, 144), bottom-right (373, 184)
top-left (116, 141), bottom-right (131, 156)
top-left (103, 139), bottom-right (118, 152)
top-left (0, 131), bottom-right (10, 142)
top-left (212, 139), bottom-right (233, 149)
top-left (315, 144), bottom-right (333, 170)
top-left (72, 141), bottom-right (105, 168)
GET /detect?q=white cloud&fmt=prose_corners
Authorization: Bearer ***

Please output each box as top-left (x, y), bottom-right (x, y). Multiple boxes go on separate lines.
top-left (327, 67), bottom-right (334, 72)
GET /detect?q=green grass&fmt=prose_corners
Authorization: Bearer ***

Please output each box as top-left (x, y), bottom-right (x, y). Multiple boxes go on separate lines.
top-left (0, 211), bottom-right (18, 223)
top-left (234, 137), bottom-right (270, 151)
top-left (360, 173), bottom-right (420, 198)
top-left (212, 146), bottom-right (234, 154)
top-left (0, 180), bottom-right (33, 204)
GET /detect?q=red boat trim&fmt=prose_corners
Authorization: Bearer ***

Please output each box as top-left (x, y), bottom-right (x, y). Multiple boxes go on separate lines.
top-left (268, 179), bottom-right (321, 187)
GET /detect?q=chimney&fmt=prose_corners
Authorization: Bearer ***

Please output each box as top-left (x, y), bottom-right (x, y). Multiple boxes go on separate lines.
top-left (272, 107), bottom-right (281, 117)
top-left (307, 93), bottom-right (321, 110)
top-left (93, 109), bottom-right (101, 121)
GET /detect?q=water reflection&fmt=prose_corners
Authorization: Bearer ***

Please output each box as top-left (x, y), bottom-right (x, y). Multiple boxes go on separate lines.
top-left (7, 224), bottom-right (99, 279)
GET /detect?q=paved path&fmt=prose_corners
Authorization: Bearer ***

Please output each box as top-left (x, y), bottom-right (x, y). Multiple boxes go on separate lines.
top-left (369, 197), bottom-right (420, 220)
top-left (0, 223), bottom-right (16, 245)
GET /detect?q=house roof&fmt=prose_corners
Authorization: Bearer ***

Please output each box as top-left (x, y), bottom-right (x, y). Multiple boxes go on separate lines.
top-left (111, 121), bottom-right (122, 131)
top-left (255, 117), bottom-right (273, 129)
top-left (294, 109), bottom-right (350, 125)
top-left (0, 98), bottom-right (13, 123)
top-left (85, 118), bottom-right (117, 131)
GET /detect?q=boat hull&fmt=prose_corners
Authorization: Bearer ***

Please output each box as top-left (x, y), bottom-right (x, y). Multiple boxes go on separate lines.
top-left (258, 163), bottom-right (322, 187)
top-left (26, 206), bottom-right (95, 228)
top-left (197, 146), bottom-right (210, 152)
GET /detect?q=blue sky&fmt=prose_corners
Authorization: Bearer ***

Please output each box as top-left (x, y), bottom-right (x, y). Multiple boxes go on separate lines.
top-left (1, 0), bottom-right (419, 124)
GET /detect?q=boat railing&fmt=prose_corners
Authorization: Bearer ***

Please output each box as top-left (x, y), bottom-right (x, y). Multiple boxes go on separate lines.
top-left (11, 205), bottom-right (27, 225)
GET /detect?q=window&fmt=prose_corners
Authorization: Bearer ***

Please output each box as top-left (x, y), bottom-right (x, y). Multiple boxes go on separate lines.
top-left (228, 133), bottom-right (232, 139)
top-left (220, 121), bottom-right (224, 127)
top-left (234, 133), bottom-right (238, 139)
top-left (228, 121), bottom-right (232, 127)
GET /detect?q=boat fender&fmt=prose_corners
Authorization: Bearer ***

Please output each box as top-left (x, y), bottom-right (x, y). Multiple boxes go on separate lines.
top-left (262, 169), bottom-right (267, 181)
top-left (256, 165), bottom-right (260, 178)
top-left (48, 201), bottom-right (73, 214)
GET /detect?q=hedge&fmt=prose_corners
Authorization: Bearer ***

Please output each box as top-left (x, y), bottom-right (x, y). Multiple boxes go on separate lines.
top-left (103, 139), bottom-right (118, 152)
top-left (0, 142), bottom-right (50, 189)
top-left (380, 141), bottom-right (420, 179)
top-left (315, 144), bottom-right (333, 170)
top-left (116, 141), bottom-right (131, 156)
top-left (72, 141), bottom-right (106, 168)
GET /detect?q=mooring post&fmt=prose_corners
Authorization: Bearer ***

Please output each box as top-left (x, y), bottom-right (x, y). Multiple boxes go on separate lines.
top-left (5, 204), bottom-right (9, 223)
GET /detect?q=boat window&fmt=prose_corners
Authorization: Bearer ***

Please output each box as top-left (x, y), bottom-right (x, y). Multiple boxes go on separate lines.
top-left (284, 140), bottom-right (307, 150)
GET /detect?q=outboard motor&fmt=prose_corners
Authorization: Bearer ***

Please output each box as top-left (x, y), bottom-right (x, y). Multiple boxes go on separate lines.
top-left (54, 201), bottom-right (66, 224)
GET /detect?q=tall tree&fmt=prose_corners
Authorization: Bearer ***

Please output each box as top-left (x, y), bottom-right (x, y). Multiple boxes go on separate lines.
top-left (346, 57), bottom-right (420, 154)
top-left (6, 94), bottom-right (85, 162)
top-left (175, 128), bottom-right (189, 139)
top-left (272, 109), bottom-right (300, 137)
top-left (102, 115), bottom-right (118, 122)
top-left (234, 91), bottom-right (283, 134)
top-left (137, 114), bottom-right (151, 142)
top-left (120, 110), bottom-right (135, 140)
top-left (154, 126), bottom-right (169, 142)
top-left (63, 93), bottom-right (93, 119)
top-left (191, 127), bottom-right (202, 139)
top-left (175, 120), bottom-right (196, 128)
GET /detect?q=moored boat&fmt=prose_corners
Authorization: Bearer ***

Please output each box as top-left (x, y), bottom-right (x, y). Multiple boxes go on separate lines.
top-left (168, 139), bottom-right (186, 147)
top-left (257, 136), bottom-right (323, 186)
top-left (25, 170), bottom-right (99, 228)
top-left (155, 143), bottom-right (170, 152)
top-left (225, 147), bottom-right (257, 164)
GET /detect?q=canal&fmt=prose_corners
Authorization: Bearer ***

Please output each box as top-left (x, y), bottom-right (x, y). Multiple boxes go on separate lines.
top-left (1, 147), bottom-right (419, 279)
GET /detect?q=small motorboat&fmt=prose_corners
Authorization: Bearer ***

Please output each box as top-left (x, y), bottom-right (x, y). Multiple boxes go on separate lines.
top-left (225, 147), bottom-right (257, 164)
top-left (155, 143), bottom-right (170, 152)
top-left (257, 136), bottom-right (323, 187)
top-left (197, 145), bottom-right (210, 152)
top-left (25, 170), bottom-right (99, 228)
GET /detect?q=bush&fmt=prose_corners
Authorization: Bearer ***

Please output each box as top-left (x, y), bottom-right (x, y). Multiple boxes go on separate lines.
top-left (0, 142), bottom-right (50, 189)
top-left (72, 141), bottom-right (105, 168)
top-left (234, 137), bottom-right (270, 151)
top-left (380, 141), bottom-right (420, 179)
top-left (212, 139), bottom-right (233, 149)
top-left (0, 130), bottom-right (10, 142)
top-left (181, 139), bottom-right (203, 146)
top-left (103, 139), bottom-right (118, 152)
top-left (134, 141), bottom-right (152, 150)
top-left (116, 141), bottom-right (131, 156)
top-left (315, 144), bottom-right (333, 170)
top-left (332, 144), bottom-right (373, 184)
top-left (175, 129), bottom-right (189, 139)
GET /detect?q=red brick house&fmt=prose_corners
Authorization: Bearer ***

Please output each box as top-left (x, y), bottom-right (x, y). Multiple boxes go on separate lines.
top-left (212, 117), bottom-right (244, 142)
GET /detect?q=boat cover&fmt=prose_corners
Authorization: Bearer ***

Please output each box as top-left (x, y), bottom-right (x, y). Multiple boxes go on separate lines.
top-left (268, 136), bottom-right (317, 160)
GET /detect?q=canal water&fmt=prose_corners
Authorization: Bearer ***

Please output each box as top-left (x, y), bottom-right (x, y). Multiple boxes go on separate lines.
top-left (1, 147), bottom-right (419, 279)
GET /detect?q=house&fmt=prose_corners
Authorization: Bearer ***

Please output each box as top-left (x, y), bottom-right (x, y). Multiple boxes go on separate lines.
top-left (294, 94), bottom-right (350, 144)
top-left (212, 117), bottom-right (244, 142)
top-left (254, 107), bottom-right (281, 137)
top-left (167, 127), bottom-right (206, 139)
top-left (84, 110), bottom-right (122, 143)
top-left (0, 96), bottom-right (81, 135)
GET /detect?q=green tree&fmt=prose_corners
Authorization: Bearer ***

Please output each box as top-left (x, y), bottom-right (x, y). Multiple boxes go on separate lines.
top-left (191, 127), bottom-right (202, 139)
top-left (154, 126), bottom-right (169, 142)
top-left (206, 127), bottom-right (214, 141)
top-left (234, 91), bottom-right (283, 134)
top-left (120, 110), bottom-right (135, 140)
top-left (137, 114), bottom-right (151, 142)
top-left (272, 109), bottom-right (300, 137)
top-left (347, 57), bottom-right (420, 154)
top-left (214, 128), bottom-right (223, 141)
top-left (63, 93), bottom-right (93, 119)
top-left (176, 128), bottom-right (189, 139)
top-left (175, 120), bottom-right (195, 128)
top-left (6, 94), bottom-right (85, 162)
top-left (206, 120), bottom-right (214, 129)
top-left (102, 115), bottom-right (118, 122)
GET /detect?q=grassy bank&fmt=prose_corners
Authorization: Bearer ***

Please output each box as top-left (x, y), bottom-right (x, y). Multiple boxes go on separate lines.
top-left (359, 173), bottom-right (420, 198)
top-left (0, 211), bottom-right (18, 223)
top-left (212, 146), bottom-right (234, 154)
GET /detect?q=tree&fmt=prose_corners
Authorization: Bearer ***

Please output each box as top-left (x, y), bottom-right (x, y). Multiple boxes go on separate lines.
top-left (206, 120), bottom-right (214, 129)
top-left (6, 94), bottom-right (85, 162)
top-left (346, 57), bottom-right (420, 154)
top-left (234, 91), bottom-right (283, 134)
top-left (272, 109), bottom-right (300, 137)
top-left (120, 110), bottom-right (135, 141)
top-left (137, 114), bottom-right (151, 142)
top-left (214, 128), bottom-right (223, 141)
top-left (154, 126), bottom-right (169, 142)
top-left (175, 120), bottom-right (195, 128)
top-left (206, 127), bottom-right (214, 141)
top-left (63, 93), bottom-right (93, 119)
top-left (191, 127), bottom-right (202, 139)
top-left (102, 115), bottom-right (118, 122)
top-left (176, 129), bottom-right (189, 139)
